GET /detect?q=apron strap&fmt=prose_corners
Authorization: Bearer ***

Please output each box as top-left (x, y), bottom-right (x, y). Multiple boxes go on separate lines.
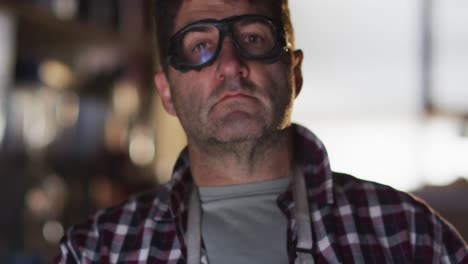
top-left (187, 186), bottom-right (201, 264)
top-left (293, 163), bottom-right (314, 264)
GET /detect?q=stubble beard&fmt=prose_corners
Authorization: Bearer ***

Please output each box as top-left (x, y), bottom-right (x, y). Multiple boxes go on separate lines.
top-left (199, 75), bottom-right (293, 156)
top-left (172, 63), bottom-right (295, 157)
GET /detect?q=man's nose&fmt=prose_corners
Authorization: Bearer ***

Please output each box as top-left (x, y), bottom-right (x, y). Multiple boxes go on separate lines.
top-left (216, 38), bottom-right (249, 80)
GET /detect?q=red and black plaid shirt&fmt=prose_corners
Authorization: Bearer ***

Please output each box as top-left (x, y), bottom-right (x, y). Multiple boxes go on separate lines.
top-left (56, 124), bottom-right (468, 263)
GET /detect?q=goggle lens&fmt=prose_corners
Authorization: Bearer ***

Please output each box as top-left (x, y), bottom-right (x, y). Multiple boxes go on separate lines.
top-left (181, 25), bottom-right (219, 65)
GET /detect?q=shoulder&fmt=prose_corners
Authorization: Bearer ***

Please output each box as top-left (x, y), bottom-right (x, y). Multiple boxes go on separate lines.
top-left (56, 187), bottom-right (171, 263)
top-left (331, 171), bottom-right (443, 225)
top-left (81, 187), bottom-right (167, 230)
top-left (331, 172), bottom-right (468, 262)
top-left (332, 171), bottom-right (427, 210)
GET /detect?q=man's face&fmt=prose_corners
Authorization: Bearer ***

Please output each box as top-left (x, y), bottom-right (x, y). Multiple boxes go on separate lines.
top-left (155, 0), bottom-right (303, 146)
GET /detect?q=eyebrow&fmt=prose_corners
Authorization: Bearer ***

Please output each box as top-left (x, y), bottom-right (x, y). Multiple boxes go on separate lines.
top-left (236, 17), bottom-right (269, 27)
top-left (185, 24), bottom-right (217, 33)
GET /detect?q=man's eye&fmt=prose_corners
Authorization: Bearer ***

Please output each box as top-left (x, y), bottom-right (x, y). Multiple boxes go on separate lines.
top-left (244, 35), bottom-right (263, 45)
top-left (192, 42), bottom-right (211, 53)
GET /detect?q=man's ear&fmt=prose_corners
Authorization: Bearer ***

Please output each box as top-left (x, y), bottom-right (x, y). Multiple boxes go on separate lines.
top-left (154, 71), bottom-right (177, 116)
top-left (292, 49), bottom-right (304, 97)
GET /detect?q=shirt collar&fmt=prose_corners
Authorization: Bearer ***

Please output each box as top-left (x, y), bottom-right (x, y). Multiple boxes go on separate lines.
top-left (152, 123), bottom-right (335, 222)
top-left (152, 148), bottom-right (192, 221)
top-left (293, 124), bottom-right (334, 205)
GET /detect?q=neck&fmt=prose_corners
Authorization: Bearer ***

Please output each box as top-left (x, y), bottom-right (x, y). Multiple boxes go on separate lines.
top-left (188, 127), bottom-right (294, 187)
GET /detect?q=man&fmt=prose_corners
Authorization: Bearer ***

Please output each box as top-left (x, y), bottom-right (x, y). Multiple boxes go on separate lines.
top-left (57, 0), bottom-right (468, 263)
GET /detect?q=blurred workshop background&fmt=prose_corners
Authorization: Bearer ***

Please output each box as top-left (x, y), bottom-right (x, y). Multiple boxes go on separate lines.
top-left (0, 0), bottom-right (466, 263)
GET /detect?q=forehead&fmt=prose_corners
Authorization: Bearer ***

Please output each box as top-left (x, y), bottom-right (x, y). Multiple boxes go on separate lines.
top-left (173, 0), bottom-right (273, 33)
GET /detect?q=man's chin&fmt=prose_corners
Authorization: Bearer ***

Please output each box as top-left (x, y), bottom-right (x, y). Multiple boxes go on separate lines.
top-left (211, 120), bottom-right (266, 144)
top-left (213, 128), bottom-right (261, 144)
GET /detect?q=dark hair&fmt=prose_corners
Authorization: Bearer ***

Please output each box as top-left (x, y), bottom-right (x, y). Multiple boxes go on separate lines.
top-left (151, 0), bottom-right (295, 72)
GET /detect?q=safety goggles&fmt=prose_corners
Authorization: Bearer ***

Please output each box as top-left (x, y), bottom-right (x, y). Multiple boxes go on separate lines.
top-left (166, 14), bottom-right (289, 71)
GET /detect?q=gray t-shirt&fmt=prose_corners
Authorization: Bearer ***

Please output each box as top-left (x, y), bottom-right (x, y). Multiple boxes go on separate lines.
top-left (199, 177), bottom-right (290, 264)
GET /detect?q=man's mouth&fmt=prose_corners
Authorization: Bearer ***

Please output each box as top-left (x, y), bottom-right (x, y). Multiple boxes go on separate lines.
top-left (218, 92), bottom-right (252, 103)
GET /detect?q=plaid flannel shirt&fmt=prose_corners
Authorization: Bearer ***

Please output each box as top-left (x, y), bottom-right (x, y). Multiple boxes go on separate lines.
top-left (56, 124), bottom-right (468, 263)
